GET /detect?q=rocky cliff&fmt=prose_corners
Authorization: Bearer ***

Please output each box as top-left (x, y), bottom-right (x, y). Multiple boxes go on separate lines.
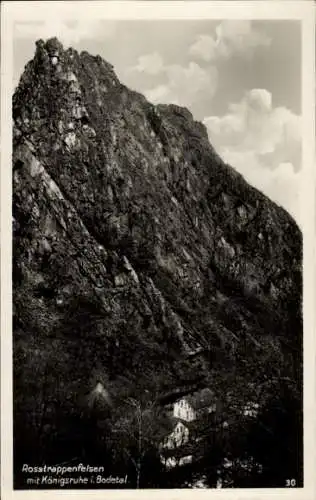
top-left (13, 38), bottom-right (303, 488)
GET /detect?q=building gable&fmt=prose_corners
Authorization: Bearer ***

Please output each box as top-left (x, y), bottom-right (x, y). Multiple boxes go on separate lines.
top-left (162, 420), bottom-right (190, 450)
top-left (173, 398), bottom-right (196, 421)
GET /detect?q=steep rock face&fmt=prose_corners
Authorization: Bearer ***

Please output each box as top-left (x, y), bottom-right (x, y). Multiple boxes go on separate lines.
top-left (13, 38), bottom-right (302, 481)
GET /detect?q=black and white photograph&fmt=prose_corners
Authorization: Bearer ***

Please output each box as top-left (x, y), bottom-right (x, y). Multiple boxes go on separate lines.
top-left (1, 0), bottom-right (315, 497)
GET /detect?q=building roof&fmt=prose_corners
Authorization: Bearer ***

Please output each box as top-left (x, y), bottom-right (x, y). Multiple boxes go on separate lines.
top-left (161, 441), bottom-right (196, 459)
top-left (169, 415), bottom-right (199, 431)
top-left (157, 382), bottom-right (204, 406)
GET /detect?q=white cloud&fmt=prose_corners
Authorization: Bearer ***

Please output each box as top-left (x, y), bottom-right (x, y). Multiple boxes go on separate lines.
top-left (14, 20), bottom-right (116, 47)
top-left (145, 84), bottom-right (172, 104)
top-left (132, 52), bottom-right (165, 76)
top-left (144, 60), bottom-right (218, 108)
top-left (189, 21), bottom-right (271, 62)
top-left (203, 89), bottom-right (301, 223)
top-left (129, 50), bottom-right (218, 108)
top-left (224, 150), bottom-right (301, 225)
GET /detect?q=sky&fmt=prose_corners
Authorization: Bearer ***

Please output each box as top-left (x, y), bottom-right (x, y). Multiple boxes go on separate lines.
top-left (13, 19), bottom-right (302, 224)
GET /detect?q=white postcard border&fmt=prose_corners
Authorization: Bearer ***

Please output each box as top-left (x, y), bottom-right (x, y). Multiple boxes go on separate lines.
top-left (1, 2), bottom-right (315, 499)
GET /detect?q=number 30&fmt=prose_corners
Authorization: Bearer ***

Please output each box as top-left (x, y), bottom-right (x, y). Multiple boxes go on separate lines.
top-left (286, 479), bottom-right (296, 487)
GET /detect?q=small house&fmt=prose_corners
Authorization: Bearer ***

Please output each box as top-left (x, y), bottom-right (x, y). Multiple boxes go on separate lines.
top-left (162, 420), bottom-right (190, 449)
top-left (160, 453), bottom-right (193, 470)
top-left (171, 388), bottom-right (216, 422)
top-left (160, 387), bottom-right (217, 469)
top-left (173, 397), bottom-right (196, 422)
top-left (160, 455), bottom-right (177, 469)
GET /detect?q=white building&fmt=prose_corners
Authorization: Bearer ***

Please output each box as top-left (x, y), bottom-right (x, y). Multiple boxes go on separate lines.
top-left (162, 420), bottom-right (190, 449)
top-left (173, 398), bottom-right (196, 422)
top-left (172, 388), bottom-right (216, 422)
top-left (160, 454), bottom-right (193, 470)
top-left (160, 388), bottom-right (217, 469)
